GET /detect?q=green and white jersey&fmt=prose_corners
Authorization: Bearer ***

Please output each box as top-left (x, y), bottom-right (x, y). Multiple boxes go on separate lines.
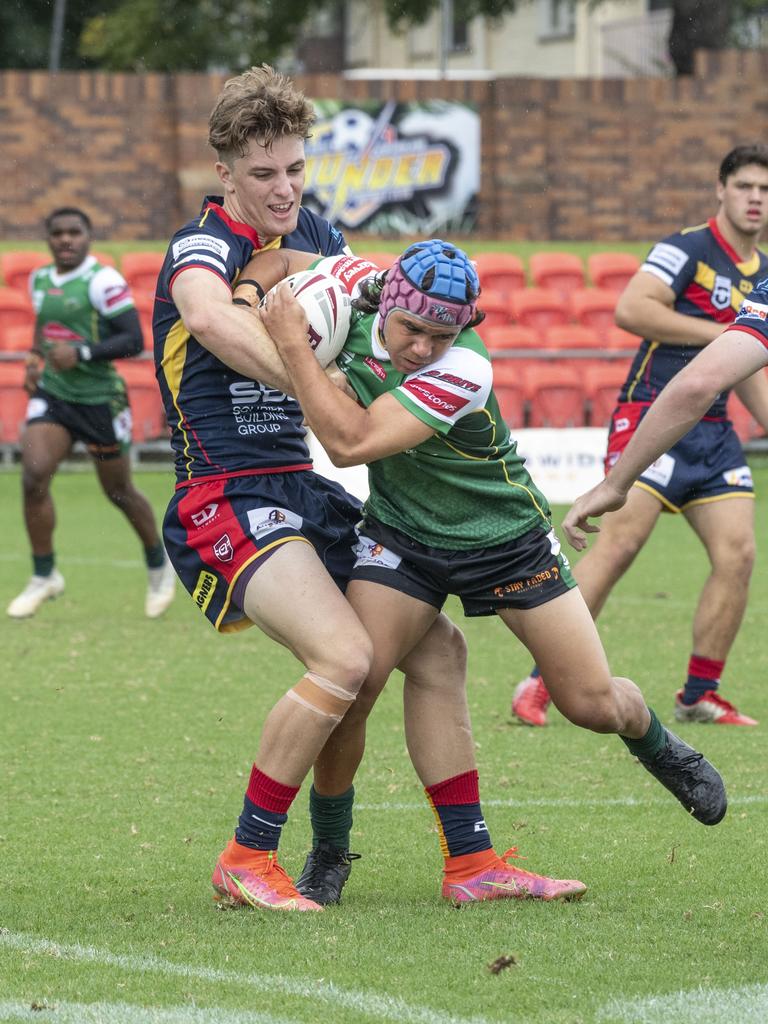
top-left (336, 311), bottom-right (552, 549)
top-left (30, 255), bottom-right (134, 405)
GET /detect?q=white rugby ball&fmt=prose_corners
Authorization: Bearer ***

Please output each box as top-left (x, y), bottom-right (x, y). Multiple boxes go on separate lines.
top-left (261, 269), bottom-right (351, 368)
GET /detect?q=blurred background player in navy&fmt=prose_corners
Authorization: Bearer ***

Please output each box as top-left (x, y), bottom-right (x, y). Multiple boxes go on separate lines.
top-left (7, 207), bottom-right (176, 620)
top-left (155, 64), bottom-right (468, 912)
top-left (513, 144), bottom-right (768, 729)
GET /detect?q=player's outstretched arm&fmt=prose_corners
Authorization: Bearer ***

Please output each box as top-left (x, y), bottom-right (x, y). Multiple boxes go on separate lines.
top-left (563, 327), bottom-right (768, 549)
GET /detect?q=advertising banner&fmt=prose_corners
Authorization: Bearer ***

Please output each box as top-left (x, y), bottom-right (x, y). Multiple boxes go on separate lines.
top-left (304, 99), bottom-right (479, 235)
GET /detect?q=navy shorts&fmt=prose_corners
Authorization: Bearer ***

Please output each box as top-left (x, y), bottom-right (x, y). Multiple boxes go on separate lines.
top-left (26, 387), bottom-right (131, 459)
top-left (606, 402), bottom-right (754, 512)
top-left (350, 516), bottom-right (576, 617)
top-left (163, 469), bottom-right (363, 632)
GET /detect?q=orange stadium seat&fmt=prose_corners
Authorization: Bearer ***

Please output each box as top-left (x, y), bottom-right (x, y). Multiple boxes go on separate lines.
top-left (571, 288), bottom-right (619, 340)
top-left (0, 323), bottom-right (34, 354)
top-left (604, 325), bottom-right (641, 350)
top-left (584, 363), bottom-right (631, 427)
top-left (115, 359), bottom-right (166, 442)
top-left (91, 251), bottom-right (117, 267)
top-left (0, 362), bottom-right (29, 444)
top-left (473, 253), bottom-right (526, 298)
top-left (587, 251), bottom-right (641, 293)
top-left (524, 363), bottom-right (586, 428)
top-left (0, 252), bottom-right (49, 290)
top-left (509, 288), bottom-right (568, 331)
top-left (543, 324), bottom-right (604, 351)
top-left (490, 361), bottom-right (527, 430)
top-left (727, 392), bottom-right (763, 443)
top-left (132, 293), bottom-right (155, 350)
top-left (0, 289), bottom-right (35, 349)
top-left (529, 252), bottom-right (585, 302)
top-left (476, 289), bottom-right (513, 328)
top-left (121, 252), bottom-right (165, 300)
top-left (479, 325), bottom-right (542, 352)
top-left (355, 251), bottom-right (397, 270)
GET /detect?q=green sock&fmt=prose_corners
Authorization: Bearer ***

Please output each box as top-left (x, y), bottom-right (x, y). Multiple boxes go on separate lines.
top-left (309, 784), bottom-right (354, 849)
top-left (620, 708), bottom-right (666, 760)
top-left (144, 542), bottom-right (166, 569)
top-left (33, 553), bottom-right (54, 577)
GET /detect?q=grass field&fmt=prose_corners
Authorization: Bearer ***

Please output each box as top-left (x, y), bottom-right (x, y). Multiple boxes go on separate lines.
top-left (1, 465), bottom-right (767, 1024)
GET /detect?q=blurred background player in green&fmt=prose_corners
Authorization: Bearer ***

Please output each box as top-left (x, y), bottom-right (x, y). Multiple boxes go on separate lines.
top-left (7, 207), bottom-right (176, 620)
top-left (513, 144), bottom-right (768, 728)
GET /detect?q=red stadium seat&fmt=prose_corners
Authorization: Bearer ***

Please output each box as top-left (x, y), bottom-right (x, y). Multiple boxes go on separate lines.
top-left (0, 323), bottom-right (34, 354)
top-left (588, 251), bottom-right (641, 293)
top-left (132, 293), bottom-right (155, 351)
top-left (91, 251), bottom-right (117, 267)
top-left (727, 392), bottom-right (763, 442)
top-left (473, 252), bottom-right (526, 298)
top-left (543, 324), bottom-right (604, 351)
top-left (529, 252), bottom-right (585, 302)
top-left (0, 362), bottom-right (29, 444)
top-left (510, 288), bottom-right (568, 331)
top-left (476, 289), bottom-right (513, 329)
top-left (0, 252), bottom-right (49, 290)
top-left (571, 288), bottom-right (618, 340)
top-left (0, 289), bottom-right (35, 349)
top-left (605, 325), bottom-right (641, 350)
top-left (490, 361), bottom-right (527, 429)
top-left (479, 325), bottom-right (542, 351)
top-left (355, 251), bottom-right (397, 270)
top-left (584, 363), bottom-right (631, 427)
top-left (121, 251), bottom-right (165, 300)
top-left (524, 363), bottom-right (586, 427)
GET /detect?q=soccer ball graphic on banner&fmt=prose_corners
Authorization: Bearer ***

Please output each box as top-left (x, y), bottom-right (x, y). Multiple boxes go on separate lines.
top-left (261, 270), bottom-right (351, 368)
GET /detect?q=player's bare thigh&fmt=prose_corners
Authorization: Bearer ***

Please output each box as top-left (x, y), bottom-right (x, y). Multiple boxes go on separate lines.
top-left (21, 421), bottom-right (72, 484)
top-left (242, 539), bottom-right (372, 683)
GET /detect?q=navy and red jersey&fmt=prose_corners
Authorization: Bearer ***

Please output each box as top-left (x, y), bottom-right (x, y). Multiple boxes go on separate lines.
top-left (153, 196), bottom-right (348, 484)
top-left (730, 278), bottom-right (768, 354)
top-left (620, 218), bottom-right (768, 418)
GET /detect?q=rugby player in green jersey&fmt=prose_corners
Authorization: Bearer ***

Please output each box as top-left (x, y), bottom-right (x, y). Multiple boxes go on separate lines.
top-left (246, 239), bottom-right (727, 905)
top-left (7, 207), bottom-right (176, 620)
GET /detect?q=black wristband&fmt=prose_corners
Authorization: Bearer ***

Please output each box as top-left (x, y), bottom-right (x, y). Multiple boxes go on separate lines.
top-left (236, 278), bottom-right (266, 299)
top-left (233, 297), bottom-right (253, 307)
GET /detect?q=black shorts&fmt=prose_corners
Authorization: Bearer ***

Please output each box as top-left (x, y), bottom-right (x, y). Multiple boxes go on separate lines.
top-left (350, 516), bottom-right (576, 617)
top-left (26, 388), bottom-right (131, 459)
top-left (163, 469), bottom-right (363, 633)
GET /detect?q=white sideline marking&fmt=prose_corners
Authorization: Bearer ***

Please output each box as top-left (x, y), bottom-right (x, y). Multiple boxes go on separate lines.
top-left (356, 794), bottom-right (768, 812)
top-left (598, 983), bottom-right (768, 1023)
top-left (0, 932), bottom-right (492, 1024)
top-left (0, 1002), bottom-right (299, 1024)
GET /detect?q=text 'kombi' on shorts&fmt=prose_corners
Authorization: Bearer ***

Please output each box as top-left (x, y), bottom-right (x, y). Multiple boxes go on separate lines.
top-left (26, 387), bottom-right (131, 459)
top-left (163, 468), bottom-right (362, 633)
top-left (606, 402), bottom-right (754, 512)
top-left (349, 516), bottom-right (577, 617)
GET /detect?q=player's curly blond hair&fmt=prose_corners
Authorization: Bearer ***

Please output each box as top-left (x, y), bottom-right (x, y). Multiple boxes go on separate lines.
top-left (208, 64), bottom-right (315, 162)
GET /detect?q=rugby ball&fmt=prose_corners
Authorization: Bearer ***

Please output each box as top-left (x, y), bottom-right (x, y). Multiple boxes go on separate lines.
top-left (261, 270), bottom-right (351, 368)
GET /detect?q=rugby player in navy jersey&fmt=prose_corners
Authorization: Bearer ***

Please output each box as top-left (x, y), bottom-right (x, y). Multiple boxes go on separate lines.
top-left (155, 65), bottom-right (476, 912)
top-left (514, 145), bottom-right (768, 729)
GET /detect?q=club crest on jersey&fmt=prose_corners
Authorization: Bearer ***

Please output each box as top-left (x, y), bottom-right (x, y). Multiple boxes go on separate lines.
top-left (213, 534), bottom-right (234, 562)
top-left (711, 275), bottom-right (732, 311)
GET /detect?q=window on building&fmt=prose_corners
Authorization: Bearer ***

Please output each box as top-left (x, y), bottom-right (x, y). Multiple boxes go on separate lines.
top-left (537, 0), bottom-right (575, 40)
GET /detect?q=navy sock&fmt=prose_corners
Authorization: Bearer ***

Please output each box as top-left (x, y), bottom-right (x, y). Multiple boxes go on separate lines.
top-left (235, 795), bottom-right (288, 851)
top-left (426, 771), bottom-right (492, 858)
top-left (33, 553), bottom-right (54, 577)
top-left (682, 655), bottom-right (723, 704)
top-left (144, 542), bottom-right (166, 569)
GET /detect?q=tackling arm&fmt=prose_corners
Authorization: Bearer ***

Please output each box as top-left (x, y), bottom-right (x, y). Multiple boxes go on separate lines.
top-left (171, 268), bottom-right (293, 394)
top-left (562, 327), bottom-right (768, 549)
top-left (259, 283), bottom-right (434, 466)
top-left (615, 271), bottom-right (723, 348)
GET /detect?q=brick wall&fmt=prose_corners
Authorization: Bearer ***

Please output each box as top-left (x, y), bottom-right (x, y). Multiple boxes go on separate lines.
top-left (2, 50), bottom-right (767, 244)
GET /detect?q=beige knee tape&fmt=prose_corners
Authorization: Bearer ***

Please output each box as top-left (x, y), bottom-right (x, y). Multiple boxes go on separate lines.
top-left (285, 672), bottom-right (357, 722)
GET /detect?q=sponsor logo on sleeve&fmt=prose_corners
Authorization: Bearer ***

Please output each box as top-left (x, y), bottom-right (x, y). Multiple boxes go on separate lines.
top-left (422, 369), bottom-right (481, 393)
top-left (645, 242), bottom-right (689, 277)
top-left (172, 234), bottom-right (231, 262)
top-left (737, 299), bottom-right (768, 322)
top-left (104, 283), bottom-right (131, 309)
top-left (402, 378), bottom-right (470, 416)
top-left (193, 570), bottom-right (217, 613)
